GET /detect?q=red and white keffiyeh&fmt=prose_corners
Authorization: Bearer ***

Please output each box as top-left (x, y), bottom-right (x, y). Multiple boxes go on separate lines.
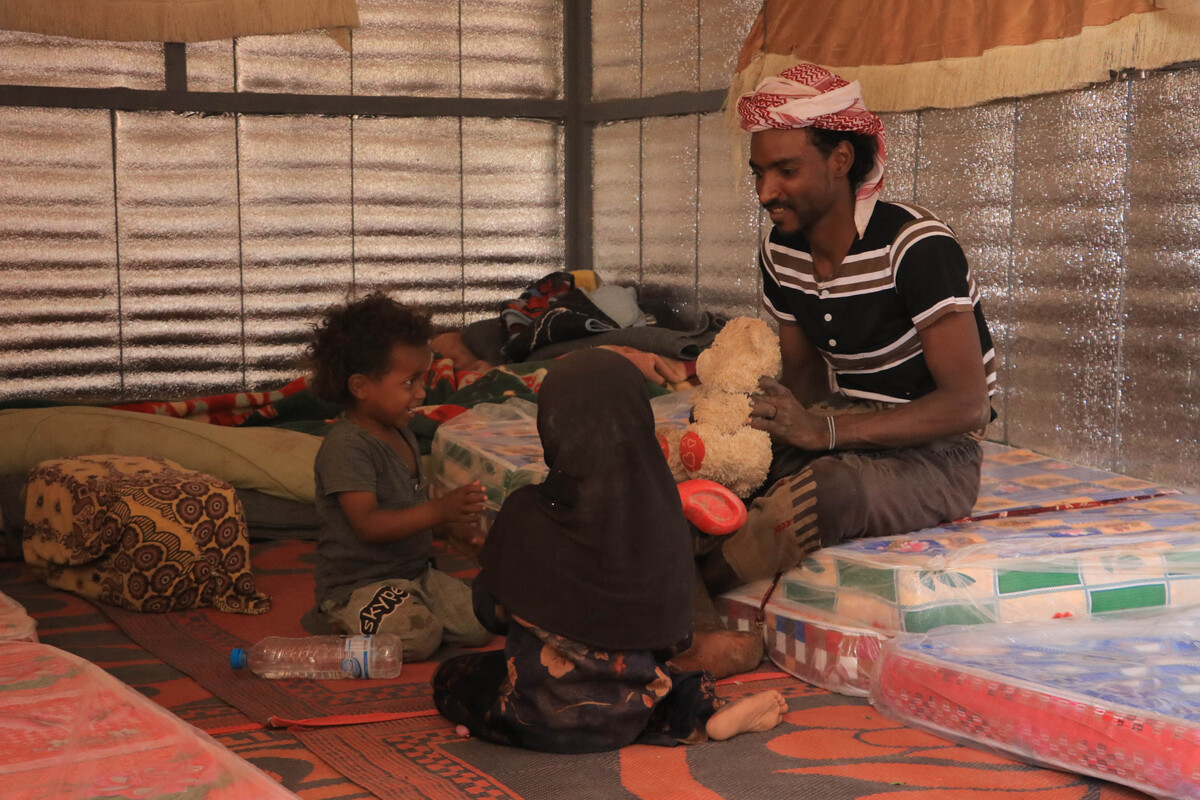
top-left (738, 64), bottom-right (886, 237)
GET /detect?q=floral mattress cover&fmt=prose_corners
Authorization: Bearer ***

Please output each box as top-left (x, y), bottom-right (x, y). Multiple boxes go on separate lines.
top-left (780, 494), bottom-right (1200, 635)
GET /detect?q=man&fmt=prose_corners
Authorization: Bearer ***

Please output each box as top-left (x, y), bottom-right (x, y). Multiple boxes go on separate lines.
top-left (698, 63), bottom-right (998, 595)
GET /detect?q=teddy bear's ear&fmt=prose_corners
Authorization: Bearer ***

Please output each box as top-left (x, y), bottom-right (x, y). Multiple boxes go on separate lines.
top-left (695, 316), bottom-right (782, 392)
top-left (739, 318), bottom-right (782, 381)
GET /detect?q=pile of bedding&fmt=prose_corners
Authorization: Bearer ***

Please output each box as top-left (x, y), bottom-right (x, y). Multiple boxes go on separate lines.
top-left (704, 448), bottom-right (1200, 798)
top-left (0, 303), bottom-right (710, 549)
top-left (713, 445), bottom-right (1191, 698)
top-left (722, 499), bottom-right (1200, 695)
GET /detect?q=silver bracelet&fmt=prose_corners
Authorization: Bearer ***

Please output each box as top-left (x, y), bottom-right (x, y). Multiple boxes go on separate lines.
top-left (827, 415), bottom-right (837, 450)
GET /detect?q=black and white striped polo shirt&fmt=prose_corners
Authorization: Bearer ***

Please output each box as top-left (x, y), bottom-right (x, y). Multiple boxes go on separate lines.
top-left (760, 201), bottom-right (997, 406)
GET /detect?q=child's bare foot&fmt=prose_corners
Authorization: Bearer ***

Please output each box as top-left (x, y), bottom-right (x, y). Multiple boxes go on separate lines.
top-left (705, 690), bottom-right (786, 741)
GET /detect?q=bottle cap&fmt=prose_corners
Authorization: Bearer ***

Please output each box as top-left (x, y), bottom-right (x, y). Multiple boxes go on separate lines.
top-left (230, 648), bottom-right (247, 669)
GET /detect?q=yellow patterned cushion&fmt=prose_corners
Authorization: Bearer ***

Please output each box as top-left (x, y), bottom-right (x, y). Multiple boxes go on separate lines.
top-left (22, 455), bottom-right (270, 615)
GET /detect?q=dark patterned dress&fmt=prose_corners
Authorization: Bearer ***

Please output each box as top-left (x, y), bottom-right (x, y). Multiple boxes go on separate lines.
top-left (433, 613), bottom-right (722, 754)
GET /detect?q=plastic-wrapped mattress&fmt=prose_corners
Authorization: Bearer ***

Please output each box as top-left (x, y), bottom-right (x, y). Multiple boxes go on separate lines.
top-left (973, 442), bottom-right (1173, 515)
top-left (716, 579), bottom-right (886, 696)
top-left (870, 605), bottom-right (1200, 800)
top-left (719, 493), bottom-right (1200, 696)
top-left (780, 502), bottom-right (1200, 634)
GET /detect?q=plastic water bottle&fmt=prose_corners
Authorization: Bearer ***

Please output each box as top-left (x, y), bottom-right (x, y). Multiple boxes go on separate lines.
top-left (230, 635), bottom-right (403, 679)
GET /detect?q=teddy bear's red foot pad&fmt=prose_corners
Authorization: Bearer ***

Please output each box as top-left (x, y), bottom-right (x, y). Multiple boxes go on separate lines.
top-left (678, 479), bottom-right (747, 536)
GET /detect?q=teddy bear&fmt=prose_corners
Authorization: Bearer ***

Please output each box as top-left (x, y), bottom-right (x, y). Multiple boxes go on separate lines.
top-left (658, 316), bottom-right (782, 500)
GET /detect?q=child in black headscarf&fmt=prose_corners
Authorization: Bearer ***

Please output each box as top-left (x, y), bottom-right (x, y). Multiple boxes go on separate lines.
top-left (432, 347), bottom-right (785, 753)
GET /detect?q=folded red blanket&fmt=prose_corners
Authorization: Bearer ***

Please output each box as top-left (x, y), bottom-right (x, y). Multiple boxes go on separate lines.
top-left (108, 376), bottom-right (312, 426)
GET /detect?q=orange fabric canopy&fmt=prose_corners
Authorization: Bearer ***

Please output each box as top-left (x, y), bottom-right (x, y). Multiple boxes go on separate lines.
top-left (0, 0), bottom-right (359, 47)
top-left (731, 0), bottom-right (1200, 112)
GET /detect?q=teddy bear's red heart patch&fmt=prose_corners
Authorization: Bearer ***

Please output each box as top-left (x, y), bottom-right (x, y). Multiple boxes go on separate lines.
top-left (680, 431), bottom-right (705, 472)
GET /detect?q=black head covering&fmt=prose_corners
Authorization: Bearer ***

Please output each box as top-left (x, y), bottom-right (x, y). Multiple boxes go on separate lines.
top-left (477, 348), bottom-right (694, 651)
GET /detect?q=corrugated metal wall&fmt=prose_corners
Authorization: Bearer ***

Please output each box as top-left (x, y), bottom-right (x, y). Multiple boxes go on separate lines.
top-left (1, 1), bottom-right (1197, 492)
top-left (0, 1), bottom-right (565, 401)
top-left (590, 0), bottom-right (767, 322)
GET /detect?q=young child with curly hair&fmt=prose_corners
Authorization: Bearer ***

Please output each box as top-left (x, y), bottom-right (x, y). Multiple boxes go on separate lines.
top-left (307, 291), bottom-right (491, 661)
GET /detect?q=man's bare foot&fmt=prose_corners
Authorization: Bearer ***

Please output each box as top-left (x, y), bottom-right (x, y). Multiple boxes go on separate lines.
top-left (705, 690), bottom-right (787, 741)
top-left (669, 629), bottom-right (764, 680)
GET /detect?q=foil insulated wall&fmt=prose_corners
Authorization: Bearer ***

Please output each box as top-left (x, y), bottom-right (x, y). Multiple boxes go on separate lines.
top-left (114, 112), bottom-right (243, 399)
top-left (0, 31), bottom-right (163, 90)
top-left (0, 108), bottom-right (119, 401)
top-left (642, 2), bottom-right (699, 96)
top-left (235, 31), bottom-right (351, 95)
top-left (460, 0), bottom-right (563, 99)
top-left (592, 121), bottom-right (642, 289)
top-left (592, 0), bottom-right (641, 100)
top-left (461, 118), bottom-right (565, 319)
top-left (186, 0), bottom-right (562, 98)
top-left (590, 0), bottom-right (766, 325)
top-left (641, 116), bottom-right (700, 323)
top-left (697, 115), bottom-right (762, 319)
top-left (352, 117), bottom-right (465, 323)
top-left (1121, 70), bottom-right (1200, 491)
top-left (878, 111), bottom-right (918, 208)
top-left (1009, 84), bottom-right (1130, 466)
top-left (353, 0), bottom-right (462, 97)
top-left (592, 0), bottom-right (761, 99)
top-left (237, 115), bottom-right (354, 389)
top-left (592, 113), bottom-right (765, 322)
top-left (916, 103), bottom-right (1017, 445)
top-left (0, 0), bottom-right (565, 405)
top-left (0, 110), bottom-right (564, 402)
top-left (698, 0), bottom-right (765, 92)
